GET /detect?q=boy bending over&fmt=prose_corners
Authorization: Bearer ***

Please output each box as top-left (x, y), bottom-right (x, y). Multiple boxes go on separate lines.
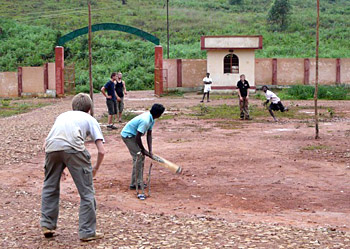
top-left (262, 85), bottom-right (288, 122)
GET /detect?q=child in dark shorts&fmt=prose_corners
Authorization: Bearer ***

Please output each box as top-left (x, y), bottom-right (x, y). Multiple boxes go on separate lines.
top-left (262, 85), bottom-right (288, 122)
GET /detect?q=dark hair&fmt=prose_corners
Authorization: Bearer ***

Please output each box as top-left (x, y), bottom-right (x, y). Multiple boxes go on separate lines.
top-left (111, 72), bottom-right (117, 78)
top-left (150, 103), bottom-right (165, 117)
top-left (262, 85), bottom-right (269, 90)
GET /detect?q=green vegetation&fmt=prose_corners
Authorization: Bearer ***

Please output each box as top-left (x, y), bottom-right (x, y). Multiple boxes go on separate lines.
top-left (0, 99), bottom-right (50, 117)
top-left (267, 0), bottom-right (292, 31)
top-left (191, 103), bottom-right (309, 120)
top-left (278, 85), bottom-right (350, 100)
top-left (301, 145), bottom-right (330, 150)
top-left (1, 0), bottom-right (350, 91)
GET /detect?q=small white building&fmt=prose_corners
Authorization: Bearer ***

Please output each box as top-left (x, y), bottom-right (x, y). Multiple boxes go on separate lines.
top-left (201, 35), bottom-right (263, 90)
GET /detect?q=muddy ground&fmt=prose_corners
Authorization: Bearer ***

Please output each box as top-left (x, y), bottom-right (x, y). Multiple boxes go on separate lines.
top-left (1, 91), bottom-right (350, 248)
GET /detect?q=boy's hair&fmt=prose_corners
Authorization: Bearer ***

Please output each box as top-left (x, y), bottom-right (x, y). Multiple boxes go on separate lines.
top-left (262, 85), bottom-right (269, 90)
top-left (72, 93), bottom-right (92, 113)
top-left (240, 74), bottom-right (245, 78)
top-left (150, 103), bottom-right (165, 117)
top-left (111, 72), bottom-right (117, 78)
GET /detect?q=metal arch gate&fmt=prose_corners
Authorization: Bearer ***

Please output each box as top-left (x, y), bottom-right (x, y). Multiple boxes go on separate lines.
top-left (55, 23), bottom-right (163, 96)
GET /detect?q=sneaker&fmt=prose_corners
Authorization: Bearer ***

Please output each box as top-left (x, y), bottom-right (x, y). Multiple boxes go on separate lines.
top-left (107, 124), bottom-right (117, 130)
top-left (42, 227), bottom-right (55, 238)
top-left (80, 232), bottom-right (104, 242)
top-left (129, 183), bottom-right (147, 190)
top-left (200, 100), bottom-right (204, 103)
top-left (245, 117), bottom-right (252, 120)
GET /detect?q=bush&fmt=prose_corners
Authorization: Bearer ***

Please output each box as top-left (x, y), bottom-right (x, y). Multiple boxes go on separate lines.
top-left (280, 85), bottom-right (350, 100)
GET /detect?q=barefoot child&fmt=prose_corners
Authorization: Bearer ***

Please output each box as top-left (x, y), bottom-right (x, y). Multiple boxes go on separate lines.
top-left (262, 85), bottom-right (288, 122)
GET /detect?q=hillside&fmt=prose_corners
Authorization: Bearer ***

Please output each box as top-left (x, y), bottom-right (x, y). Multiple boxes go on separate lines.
top-left (1, 0), bottom-right (350, 90)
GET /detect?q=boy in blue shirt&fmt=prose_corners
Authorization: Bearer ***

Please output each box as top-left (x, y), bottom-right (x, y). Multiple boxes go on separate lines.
top-left (121, 104), bottom-right (165, 189)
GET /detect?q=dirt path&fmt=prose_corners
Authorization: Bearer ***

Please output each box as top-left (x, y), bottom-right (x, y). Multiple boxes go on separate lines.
top-left (1, 91), bottom-right (350, 248)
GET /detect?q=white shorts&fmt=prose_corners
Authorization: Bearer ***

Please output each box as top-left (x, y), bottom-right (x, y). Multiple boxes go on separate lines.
top-left (204, 84), bottom-right (211, 93)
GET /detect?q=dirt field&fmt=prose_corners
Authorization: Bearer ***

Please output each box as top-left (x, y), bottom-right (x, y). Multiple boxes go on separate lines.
top-left (1, 91), bottom-right (350, 248)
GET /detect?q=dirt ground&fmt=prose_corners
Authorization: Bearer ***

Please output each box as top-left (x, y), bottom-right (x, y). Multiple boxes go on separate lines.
top-left (1, 91), bottom-right (350, 248)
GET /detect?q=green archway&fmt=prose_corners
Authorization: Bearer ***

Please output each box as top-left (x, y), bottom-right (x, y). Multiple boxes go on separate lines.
top-left (58, 23), bottom-right (160, 46)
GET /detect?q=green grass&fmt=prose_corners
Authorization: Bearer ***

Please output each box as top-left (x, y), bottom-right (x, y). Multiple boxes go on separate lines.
top-left (190, 103), bottom-right (310, 120)
top-left (279, 85), bottom-right (350, 100)
top-left (98, 111), bottom-right (138, 124)
top-left (160, 90), bottom-right (184, 97)
top-left (0, 100), bottom-right (50, 117)
top-left (301, 145), bottom-right (330, 151)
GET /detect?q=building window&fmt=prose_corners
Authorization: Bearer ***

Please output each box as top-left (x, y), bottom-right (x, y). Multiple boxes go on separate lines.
top-left (224, 54), bottom-right (239, 74)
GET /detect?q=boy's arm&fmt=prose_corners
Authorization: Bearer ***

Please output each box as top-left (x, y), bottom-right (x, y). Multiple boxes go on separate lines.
top-left (101, 86), bottom-right (111, 99)
top-left (146, 130), bottom-right (152, 158)
top-left (92, 139), bottom-right (105, 177)
top-left (136, 131), bottom-right (152, 158)
top-left (123, 81), bottom-right (127, 95)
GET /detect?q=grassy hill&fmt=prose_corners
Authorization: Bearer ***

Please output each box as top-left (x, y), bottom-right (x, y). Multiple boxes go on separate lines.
top-left (1, 0), bottom-right (350, 90)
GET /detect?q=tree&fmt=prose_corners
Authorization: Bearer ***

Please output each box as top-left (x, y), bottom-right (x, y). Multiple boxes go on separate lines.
top-left (228, 0), bottom-right (243, 4)
top-left (267, 0), bottom-right (292, 31)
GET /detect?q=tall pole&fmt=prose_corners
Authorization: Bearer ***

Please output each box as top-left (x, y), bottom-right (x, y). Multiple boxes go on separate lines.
top-left (166, 0), bottom-right (169, 59)
top-left (314, 0), bottom-right (320, 139)
top-left (88, 2), bottom-right (94, 116)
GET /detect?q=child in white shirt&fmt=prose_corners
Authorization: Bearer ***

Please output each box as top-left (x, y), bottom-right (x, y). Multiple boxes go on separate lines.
top-left (262, 85), bottom-right (288, 122)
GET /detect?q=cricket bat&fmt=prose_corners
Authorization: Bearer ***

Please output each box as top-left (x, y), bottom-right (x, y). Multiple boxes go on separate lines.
top-left (151, 154), bottom-right (182, 174)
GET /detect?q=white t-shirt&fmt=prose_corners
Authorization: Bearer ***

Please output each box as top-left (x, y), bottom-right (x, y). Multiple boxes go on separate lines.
top-left (203, 77), bottom-right (212, 84)
top-left (203, 77), bottom-right (212, 93)
top-left (45, 111), bottom-right (104, 153)
top-left (265, 90), bottom-right (280, 104)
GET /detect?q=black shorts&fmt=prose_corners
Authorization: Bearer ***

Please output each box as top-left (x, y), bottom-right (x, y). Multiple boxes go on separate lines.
top-left (269, 101), bottom-right (286, 112)
top-left (106, 99), bottom-right (117, 115)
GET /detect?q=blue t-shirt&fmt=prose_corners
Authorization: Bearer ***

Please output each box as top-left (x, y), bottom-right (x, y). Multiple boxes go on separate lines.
top-left (104, 80), bottom-right (116, 100)
top-left (121, 112), bottom-right (154, 138)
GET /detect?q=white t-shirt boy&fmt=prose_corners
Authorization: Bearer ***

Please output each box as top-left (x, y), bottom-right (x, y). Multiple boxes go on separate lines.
top-left (265, 90), bottom-right (280, 104)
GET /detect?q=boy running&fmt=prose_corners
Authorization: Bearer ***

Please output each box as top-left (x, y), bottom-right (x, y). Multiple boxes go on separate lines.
top-left (262, 85), bottom-right (288, 122)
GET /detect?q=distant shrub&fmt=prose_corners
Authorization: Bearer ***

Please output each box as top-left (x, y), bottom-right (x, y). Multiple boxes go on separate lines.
top-left (228, 0), bottom-right (243, 5)
top-left (280, 85), bottom-right (350, 100)
top-left (267, 0), bottom-right (292, 31)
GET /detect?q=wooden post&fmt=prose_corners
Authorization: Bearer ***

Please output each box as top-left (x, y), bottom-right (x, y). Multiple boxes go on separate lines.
top-left (336, 58), bottom-right (341, 84)
top-left (18, 67), bottom-right (23, 97)
top-left (44, 63), bottom-right (49, 91)
top-left (176, 59), bottom-right (182, 87)
top-left (304, 58), bottom-right (310, 85)
top-left (272, 58), bottom-right (277, 85)
top-left (166, 0), bottom-right (169, 59)
top-left (314, 0), bottom-right (320, 139)
top-left (55, 46), bottom-right (64, 96)
top-left (88, 2), bottom-right (94, 116)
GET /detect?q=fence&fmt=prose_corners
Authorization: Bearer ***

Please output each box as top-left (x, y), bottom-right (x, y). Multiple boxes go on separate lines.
top-left (0, 62), bottom-right (73, 98)
top-left (163, 58), bottom-right (350, 89)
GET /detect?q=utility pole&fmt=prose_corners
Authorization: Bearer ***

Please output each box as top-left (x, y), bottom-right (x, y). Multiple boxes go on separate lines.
top-left (314, 0), bottom-right (320, 139)
top-left (88, 1), bottom-right (94, 116)
top-left (166, 0), bottom-right (169, 59)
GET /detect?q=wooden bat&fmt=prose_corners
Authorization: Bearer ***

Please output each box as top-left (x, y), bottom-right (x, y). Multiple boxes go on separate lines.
top-left (151, 154), bottom-right (182, 174)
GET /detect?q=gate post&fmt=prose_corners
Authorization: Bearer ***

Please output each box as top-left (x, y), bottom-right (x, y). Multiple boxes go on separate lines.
top-left (55, 46), bottom-right (64, 96)
top-left (154, 46), bottom-right (163, 96)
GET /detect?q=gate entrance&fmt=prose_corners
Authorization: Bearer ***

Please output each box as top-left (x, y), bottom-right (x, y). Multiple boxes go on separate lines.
top-left (55, 23), bottom-right (163, 96)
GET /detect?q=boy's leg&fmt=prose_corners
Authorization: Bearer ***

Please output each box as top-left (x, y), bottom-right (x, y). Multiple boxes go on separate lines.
top-left (207, 92), bottom-right (210, 102)
top-left (64, 149), bottom-right (97, 240)
top-left (40, 151), bottom-right (65, 231)
top-left (243, 97), bottom-right (250, 119)
top-left (201, 93), bottom-right (206, 102)
top-left (122, 137), bottom-right (145, 187)
top-left (239, 98), bottom-right (244, 119)
top-left (268, 104), bottom-right (278, 122)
